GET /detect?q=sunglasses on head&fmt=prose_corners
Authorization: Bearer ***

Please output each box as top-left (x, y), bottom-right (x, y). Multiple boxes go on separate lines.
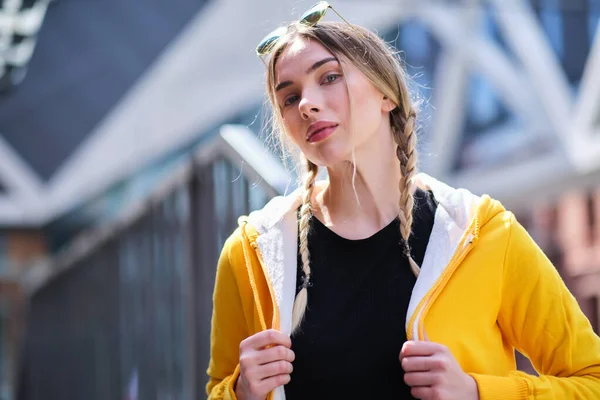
top-left (255, 1), bottom-right (364, 56)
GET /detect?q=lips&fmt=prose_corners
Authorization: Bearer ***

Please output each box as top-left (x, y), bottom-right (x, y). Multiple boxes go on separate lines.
top-left (306, 121), bottom-right (338, 142)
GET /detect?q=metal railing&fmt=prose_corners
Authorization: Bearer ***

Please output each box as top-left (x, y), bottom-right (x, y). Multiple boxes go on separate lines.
top-left (16, 125), bottom-right (291, 400)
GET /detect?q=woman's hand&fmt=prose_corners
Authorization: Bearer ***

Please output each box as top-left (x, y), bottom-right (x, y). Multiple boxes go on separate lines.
top-left (400, 341), bottom-right (479, 400)
top-left (235, 329), bottom-right (295, 400)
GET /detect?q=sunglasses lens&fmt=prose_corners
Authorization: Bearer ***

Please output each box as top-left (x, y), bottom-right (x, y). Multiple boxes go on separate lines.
top-left (256, 26), bottom-right (287, 55)
top-left (300, 1), bottom-right (328, 25)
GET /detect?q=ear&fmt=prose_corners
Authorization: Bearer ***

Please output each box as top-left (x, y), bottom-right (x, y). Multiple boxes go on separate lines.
top-left (382, 95), bottom-right (397, 113)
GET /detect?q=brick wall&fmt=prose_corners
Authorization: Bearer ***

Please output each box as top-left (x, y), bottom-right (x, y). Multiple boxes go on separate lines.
top-left (516, 189), bottom-right (600, 373)
top-left (0, 229), bottom-right (48, 400)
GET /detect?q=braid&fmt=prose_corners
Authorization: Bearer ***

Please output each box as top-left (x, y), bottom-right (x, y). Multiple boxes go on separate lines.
top-left (292, 158), bottom-right (318, 334)
top-left (392, 107), bottom-right (420, 276)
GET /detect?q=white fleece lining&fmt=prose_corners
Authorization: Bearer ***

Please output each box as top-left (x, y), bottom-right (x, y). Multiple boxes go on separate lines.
top-left (248, 193), bottom-right (301, 400)
top-left (245, 174), bottom-right (480, 399)
top-left (248, 193), bottom-right (301, 337)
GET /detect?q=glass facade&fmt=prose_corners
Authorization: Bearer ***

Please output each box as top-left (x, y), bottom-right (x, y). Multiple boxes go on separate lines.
top-left (396, 20), bottom-right (442, 92)
top-left (534, 0), bottom-right (600, 90)
top-left (591, 1), bottom-right (600, 42)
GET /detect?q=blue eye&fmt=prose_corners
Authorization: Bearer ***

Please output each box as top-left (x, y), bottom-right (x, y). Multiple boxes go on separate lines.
top-left (283, 95), bottom-right (299, 106)
top-left (323, 74), bottom-right (340, 84)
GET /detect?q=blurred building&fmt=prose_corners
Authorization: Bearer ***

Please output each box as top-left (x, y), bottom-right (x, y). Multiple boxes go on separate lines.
top-left (0, 0), bottom-right (598, 398)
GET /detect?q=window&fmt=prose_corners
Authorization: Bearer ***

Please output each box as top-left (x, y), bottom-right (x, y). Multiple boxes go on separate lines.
top-left (381, 20), bottom-right (441, 142)
top-left (455, 72), bottom-right (530, 171)
top-left (535, 0), bottom-right (595, 89)
top-left (466, 74), bottom-right (507, 130)
top-left (463, 8), bottom-right (515, 134)
top-left (589, 0), bottom-right (600, 43)
top-left (538, 0), bottom-right (564, 58)
top-left (382, 21), bottom-right (441, 94)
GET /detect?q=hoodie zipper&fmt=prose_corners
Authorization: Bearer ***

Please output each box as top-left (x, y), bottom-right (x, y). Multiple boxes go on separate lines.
top-left (407, 219), bottom-right (479, 341)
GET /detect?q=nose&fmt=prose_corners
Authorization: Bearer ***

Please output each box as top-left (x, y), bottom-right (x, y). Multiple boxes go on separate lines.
top-left (298, 91), bottom-right (321, 120)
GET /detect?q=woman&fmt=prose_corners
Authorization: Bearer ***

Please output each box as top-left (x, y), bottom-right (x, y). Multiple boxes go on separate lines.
top-left (206, 2), bottom-right (600, 399)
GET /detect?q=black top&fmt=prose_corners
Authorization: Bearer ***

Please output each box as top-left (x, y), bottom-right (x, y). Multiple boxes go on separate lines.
top-left (284, 188), bottom-right (438, 399)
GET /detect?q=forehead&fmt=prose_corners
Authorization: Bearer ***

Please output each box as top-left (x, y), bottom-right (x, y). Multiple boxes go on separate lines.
top-left (275, 38), bottom-right (336, 81)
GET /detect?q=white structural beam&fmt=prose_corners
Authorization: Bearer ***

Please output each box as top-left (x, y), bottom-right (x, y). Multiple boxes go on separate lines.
top-left (448, 152), bottom-right (572, 212)
top-left (0, 195), bottom-right (38, 226)
top-left (218, 124), bottom-right (293, 196)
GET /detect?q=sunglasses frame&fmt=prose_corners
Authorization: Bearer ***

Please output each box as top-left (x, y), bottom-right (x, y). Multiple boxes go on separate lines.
top-left (255, 1), bottom-right (364, 56)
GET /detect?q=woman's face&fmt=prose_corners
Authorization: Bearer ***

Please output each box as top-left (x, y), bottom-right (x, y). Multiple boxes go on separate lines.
top-left (273, 37), bottom-right (395, 168)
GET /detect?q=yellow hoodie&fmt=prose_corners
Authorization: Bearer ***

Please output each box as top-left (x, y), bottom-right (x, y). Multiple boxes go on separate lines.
top-left (206, 173), bottom-right (600, 400)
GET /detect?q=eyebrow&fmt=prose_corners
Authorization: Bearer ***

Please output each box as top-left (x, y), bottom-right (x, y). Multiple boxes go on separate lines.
top-left (275, 57), bottom-right (339, 92)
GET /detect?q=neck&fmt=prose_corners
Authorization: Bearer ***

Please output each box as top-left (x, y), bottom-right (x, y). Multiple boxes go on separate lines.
top-left (316, 126), bottom-right (402, 232)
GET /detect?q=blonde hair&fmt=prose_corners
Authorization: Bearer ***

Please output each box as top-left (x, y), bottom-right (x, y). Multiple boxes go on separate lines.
top-left (264, 21), bottom-right (420, 334)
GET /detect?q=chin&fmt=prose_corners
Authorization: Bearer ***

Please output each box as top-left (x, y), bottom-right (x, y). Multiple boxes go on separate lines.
top-left (308, 142), bottom-right (354, 169)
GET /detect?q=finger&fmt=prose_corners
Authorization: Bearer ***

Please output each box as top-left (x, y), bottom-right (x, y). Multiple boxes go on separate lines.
top-left (401, 356), bottom-right (437, 372)
top-left (400, 340), bottom-right (445, 359)
top-left (256, 345), bottom-right (295, 365)
top-left (243, 329), bottom-right (292, 351)
top-left (410, 385), bottom-right (434, 400)
top-left (258, 360), bottom-right (294, 379)
top-left (259, 373), bottom-right (292, 393)
top-left (404, 371), bottom-right (441, 387)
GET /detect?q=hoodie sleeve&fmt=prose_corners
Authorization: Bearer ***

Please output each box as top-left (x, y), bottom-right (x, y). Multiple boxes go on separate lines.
top-left (206, 231), bottom-right (249, 400)
top-left (470, 212), bottom-right (600, 399)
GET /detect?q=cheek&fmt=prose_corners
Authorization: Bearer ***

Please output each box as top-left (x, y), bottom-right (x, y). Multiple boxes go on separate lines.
top-left (329, 82), bottom-right (350, 118)
top-left (347, 86), bottom-right (381, 136)
top-left (281, 114), bottom-right (306, 147)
